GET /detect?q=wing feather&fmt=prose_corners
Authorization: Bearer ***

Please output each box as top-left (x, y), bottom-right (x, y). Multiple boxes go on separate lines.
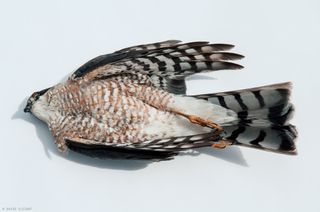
top-left (70, 40), bottom-right (244, 94)
top-left (116, 40), bottom-right (182, 52)
top-left (65, 132), bottom-right (222, 160)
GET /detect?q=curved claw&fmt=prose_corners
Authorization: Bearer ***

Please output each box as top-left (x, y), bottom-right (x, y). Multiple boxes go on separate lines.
top-left (211, 139), bottom-right (233, 149)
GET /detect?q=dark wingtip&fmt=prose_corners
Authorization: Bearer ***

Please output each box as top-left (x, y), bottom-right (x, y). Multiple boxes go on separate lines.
top-left (210, 43), bottom-right (235, 51)
top-left (224, 62), bottom-right (244, 70)
top-left (236, 64), bottom-right (245, 69)
top-left (224, 52), bottom-right (245, 60)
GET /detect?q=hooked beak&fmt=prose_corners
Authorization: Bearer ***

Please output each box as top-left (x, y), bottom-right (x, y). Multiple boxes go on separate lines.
top-left (24, 104), bottom-right (31, 113)
top-left (24, 87), bottom-right (52, 113)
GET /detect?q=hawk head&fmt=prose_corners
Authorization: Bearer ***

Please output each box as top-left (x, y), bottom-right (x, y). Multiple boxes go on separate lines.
top-left (24, 87), bottom-right (51, 113)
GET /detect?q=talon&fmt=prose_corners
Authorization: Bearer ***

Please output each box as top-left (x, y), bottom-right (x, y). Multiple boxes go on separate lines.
top-left (169, 109), bottom-right (224, 133)
top-left (188, 115), bottom-right (223, 132)
top-left (212, 139), bottom-right (232, 149)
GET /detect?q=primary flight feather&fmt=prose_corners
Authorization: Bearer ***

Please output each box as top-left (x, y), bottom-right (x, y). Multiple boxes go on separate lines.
top-left (24, 40), bottom-right (297, 160)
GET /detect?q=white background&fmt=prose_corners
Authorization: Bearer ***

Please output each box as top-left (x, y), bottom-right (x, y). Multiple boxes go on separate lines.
top-left (1, 0), bottom-right (319, 212)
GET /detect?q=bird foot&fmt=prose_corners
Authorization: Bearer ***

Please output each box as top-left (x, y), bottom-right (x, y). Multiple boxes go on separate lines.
top-left (188, 115), bottom-right (223, 132)
top-left (211, 139), bottom-right (232, 149)
top-left (166, 109), bottom-right (224, 133)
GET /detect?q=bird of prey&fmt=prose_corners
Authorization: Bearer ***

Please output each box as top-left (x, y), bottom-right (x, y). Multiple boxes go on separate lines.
top-left (24, 40), bottom-right (297, 160)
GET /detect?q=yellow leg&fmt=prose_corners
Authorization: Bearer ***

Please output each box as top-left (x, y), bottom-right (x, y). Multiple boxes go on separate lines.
top-left (211, 139), bottom-right (233, 149)
top-left (173, 109), bottom-right (232, 149)
top-left (169, 109), bottom-right (224, 133)
top-left (147, 102), bottom-right (224, 134)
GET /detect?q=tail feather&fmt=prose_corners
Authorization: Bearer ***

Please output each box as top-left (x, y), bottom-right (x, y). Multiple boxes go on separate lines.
top-left (192, 82), bottom-right (297, 154)
top-left (194, 82), bottom-right (291, 112)
top-left (237, 103), bottom-right (295, 127)
top-left (194, 82), bottom-right (294, 127)
top-left (224, 125), bottom-right (297, 155)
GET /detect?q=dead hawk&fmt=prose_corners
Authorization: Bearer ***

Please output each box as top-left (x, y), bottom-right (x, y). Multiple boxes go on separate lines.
top-left (24, 40), bottom-right (297, 160)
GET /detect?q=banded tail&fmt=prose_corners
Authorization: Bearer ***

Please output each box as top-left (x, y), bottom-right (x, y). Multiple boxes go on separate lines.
top-left (193, 82), bottom-right (297, 155)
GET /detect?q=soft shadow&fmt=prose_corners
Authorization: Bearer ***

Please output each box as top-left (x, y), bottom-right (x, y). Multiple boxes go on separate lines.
top-left (12, 97), bottom-right (55, 159)
top-left (200, 146), bottom-right (247, 166)
top-left (13, 97), bottom-right (247, 169)
top-left (179, 146), bottom-right (248, 167)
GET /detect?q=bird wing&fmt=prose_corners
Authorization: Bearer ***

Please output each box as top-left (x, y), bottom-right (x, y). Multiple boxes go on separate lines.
top-left (65, 132), bottom-right (222, 160)
top-left (70, 40), bottom-right (244, 94)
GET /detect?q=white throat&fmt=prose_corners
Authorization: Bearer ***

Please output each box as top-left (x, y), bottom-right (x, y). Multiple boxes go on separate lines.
top-left (31, 95), bottom-right (55, 123)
